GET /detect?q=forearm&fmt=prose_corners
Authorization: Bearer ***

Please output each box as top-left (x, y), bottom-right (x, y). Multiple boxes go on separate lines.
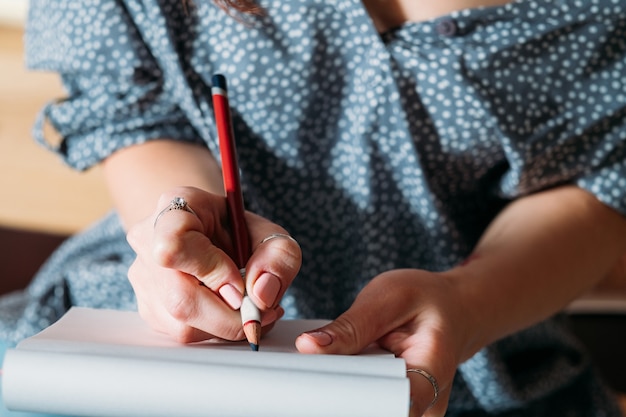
top-left (102, 140), bottom-right (224, 230)
top-left (448, 186), bottom-right (626, 361)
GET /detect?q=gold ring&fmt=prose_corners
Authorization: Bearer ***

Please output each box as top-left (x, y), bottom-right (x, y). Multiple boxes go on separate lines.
top-left (407, 368), bottom-right (439, 408)
top-left (260, 233), bottom-right (298, 246)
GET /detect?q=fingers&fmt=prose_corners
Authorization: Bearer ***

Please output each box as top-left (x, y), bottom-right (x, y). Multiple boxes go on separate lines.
top-left (148, 193), bottom-right (301, 311)
top-left (152, 212), bottom-right (245, 309)
top-left (127, 187), bottom-right (302, 343)
top-left (128, 245), bottom-right (243, 343)
top-left (245, 215), bottom-right (302, 309)
top-left (295, 272), bottom-right (410, 354)
top-left (132, 189), bottom-right (245, 307)
top-left (406, 369), bottom-right (439, 415)
top-left (402, 333), bottom-right (454, 417)
top-left (295, 269), bottom-right (460, 417)
top-left (295, 312), bottom-right (453, 417)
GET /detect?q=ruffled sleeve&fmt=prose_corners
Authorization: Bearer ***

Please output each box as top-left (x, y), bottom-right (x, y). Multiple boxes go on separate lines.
top-left (25, 0), bottom-right (202, 171)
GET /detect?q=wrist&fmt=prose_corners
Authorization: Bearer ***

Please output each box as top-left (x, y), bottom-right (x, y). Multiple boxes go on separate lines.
top-left (439, 258), bottom-right (527, 362)
top-left (435, 268), bottom-right (487, 363)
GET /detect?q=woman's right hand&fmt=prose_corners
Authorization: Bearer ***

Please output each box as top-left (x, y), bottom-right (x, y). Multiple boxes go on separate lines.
top-left (126, 186), bottom-right (302, 343)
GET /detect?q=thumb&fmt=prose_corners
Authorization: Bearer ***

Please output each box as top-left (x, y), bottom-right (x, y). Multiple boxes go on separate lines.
top-left (295, 306), bottom-right (387, 355)
top-left (295, 271), bottom-right (415, 354)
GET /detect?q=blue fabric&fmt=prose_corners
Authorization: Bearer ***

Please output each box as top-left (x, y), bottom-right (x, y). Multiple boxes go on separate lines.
top-left (0, 214), bottom-right (135, 346)
top-left (2, 0), bottom-right (625, 415)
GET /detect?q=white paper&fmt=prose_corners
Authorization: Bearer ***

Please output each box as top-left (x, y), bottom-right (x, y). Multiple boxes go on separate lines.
top-left (2, 308), bottom-right (410, 417)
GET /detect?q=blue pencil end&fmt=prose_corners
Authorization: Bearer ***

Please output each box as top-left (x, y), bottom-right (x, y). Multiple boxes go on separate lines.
top-left (250, 343), bottom-right (259, 352)
top-left (212, 74), bottom-right (227, 90)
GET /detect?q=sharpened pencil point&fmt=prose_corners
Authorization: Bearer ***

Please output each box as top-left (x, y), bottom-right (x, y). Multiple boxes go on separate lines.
top-left (243, 320), bottom-right (261, 352)
top-left (241, 296), bottom-right (262, 351)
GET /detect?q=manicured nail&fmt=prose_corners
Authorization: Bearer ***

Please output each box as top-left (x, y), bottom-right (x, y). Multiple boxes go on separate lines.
top-left (253, 272), bottom-right (281, 308)
top-left (304, 330), bottom-right (334, 347)
top-left (219, 284), bottom-right (242, 310)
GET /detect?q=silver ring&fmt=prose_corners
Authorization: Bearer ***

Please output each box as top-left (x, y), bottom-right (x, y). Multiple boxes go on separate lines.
top-left (260, 233), bottom-right (299, 246)
top-left (154, 197), bottom-right (198, 228)
top-left (407, 368), bottom-right (439, 408)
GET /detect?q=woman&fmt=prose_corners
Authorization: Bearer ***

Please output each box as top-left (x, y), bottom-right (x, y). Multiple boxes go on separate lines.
top-left (2, 0), bottom-right (625, 415)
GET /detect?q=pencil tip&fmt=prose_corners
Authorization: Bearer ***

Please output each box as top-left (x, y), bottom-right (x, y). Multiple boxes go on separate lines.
top-left (243, 320), bottom-right (261, 351)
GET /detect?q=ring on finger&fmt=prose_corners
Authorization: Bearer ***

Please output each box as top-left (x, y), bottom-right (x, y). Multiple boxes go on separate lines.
top-left (407, 368), bottom-right (439, 408)
top-left (260, 233), bottom-right (299, 247)
top-left (154, 197), bottom-right (198, 228)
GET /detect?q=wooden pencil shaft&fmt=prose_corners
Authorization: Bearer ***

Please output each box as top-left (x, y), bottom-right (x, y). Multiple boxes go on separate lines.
top-left (212, 77), bottom-right (251, 268)
top-left (212, 74), bottom-right (261, 352)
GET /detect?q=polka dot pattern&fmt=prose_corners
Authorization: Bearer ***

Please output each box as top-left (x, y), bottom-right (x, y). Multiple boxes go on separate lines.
top-left (3, 0), bottom-right (625, 414)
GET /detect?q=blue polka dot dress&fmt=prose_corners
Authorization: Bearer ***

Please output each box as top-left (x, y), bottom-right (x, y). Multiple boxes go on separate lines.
top-left (2, 0), bottom-right (625, 414)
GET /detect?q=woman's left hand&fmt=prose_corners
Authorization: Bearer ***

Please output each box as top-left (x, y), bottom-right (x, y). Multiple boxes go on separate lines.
top-left (295, 269), bottom-right (470, 417)
top-left (296, 186), bottom-right (626, 416)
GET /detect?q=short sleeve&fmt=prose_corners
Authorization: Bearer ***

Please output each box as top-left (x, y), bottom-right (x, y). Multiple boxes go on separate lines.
top-left (25, 0), bottom-right (202, 171)
top-left (490, 9), bottom-right (626, 216)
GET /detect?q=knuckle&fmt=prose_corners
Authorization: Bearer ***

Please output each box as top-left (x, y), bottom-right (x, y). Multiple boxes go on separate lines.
top-left (215, 322), bottom-right (246, 342)
top-left (152, 234), bottom-right (185, 268)
top-left (333, 315), bottom-right (362, 348)
top-left (197, 273), bottom-right (225, 290)
top-left (164, 284), bottom-right (198, 323)
top-left (265, 239), bottom-right (302, 273)
top-left (195, 251), bottom-right (235, 290)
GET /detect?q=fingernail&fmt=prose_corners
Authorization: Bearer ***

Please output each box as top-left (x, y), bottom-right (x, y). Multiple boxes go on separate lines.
top-left (219, 284), bottom-right (242, 310)
top-left (253, 273), bottom-right (281, 308)
top-left (304, 330), bottom-right (334, 347)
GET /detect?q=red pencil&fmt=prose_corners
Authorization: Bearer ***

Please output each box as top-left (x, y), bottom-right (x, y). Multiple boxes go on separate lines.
top-left (211, 74), bottom-right (261, 351)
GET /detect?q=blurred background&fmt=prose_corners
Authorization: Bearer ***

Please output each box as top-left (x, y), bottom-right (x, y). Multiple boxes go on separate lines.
top-left (0, 0), bottom-right (112, 234)
top-left (0, 0), bottom-right (112, 294)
